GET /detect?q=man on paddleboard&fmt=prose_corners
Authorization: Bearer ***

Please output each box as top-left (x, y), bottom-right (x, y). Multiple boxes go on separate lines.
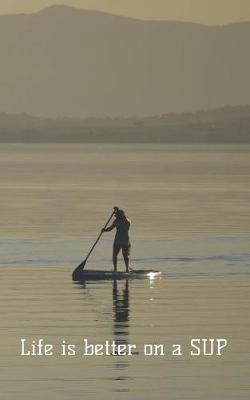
top-left (102, 209), bottom-right (131, 272)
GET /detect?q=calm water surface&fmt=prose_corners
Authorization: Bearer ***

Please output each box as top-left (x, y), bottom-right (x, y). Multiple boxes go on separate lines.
top-left (0, 144), bottom-right (249, 399)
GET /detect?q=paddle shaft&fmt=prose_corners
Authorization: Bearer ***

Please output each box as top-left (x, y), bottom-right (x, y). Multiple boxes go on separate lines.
top-left (81, 209), bottom-right (116, 268)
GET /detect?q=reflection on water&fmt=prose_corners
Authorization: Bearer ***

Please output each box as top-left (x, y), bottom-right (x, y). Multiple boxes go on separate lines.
top-left (112, 280), bottom-right (129, 368)
top-left (0, 264), bottom-right (249, 400)
top-left (113, 280), bottom-right (129, 338)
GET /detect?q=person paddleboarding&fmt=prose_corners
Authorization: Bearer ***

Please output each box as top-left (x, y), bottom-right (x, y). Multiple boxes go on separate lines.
top-left (102, 208), bottom-right (131, 272)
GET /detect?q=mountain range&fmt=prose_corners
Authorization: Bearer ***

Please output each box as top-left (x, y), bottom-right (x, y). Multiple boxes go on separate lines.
top-left (0, 5), bottom-right (250, 117)
top-left (1, 106), bottom-right (250, 143)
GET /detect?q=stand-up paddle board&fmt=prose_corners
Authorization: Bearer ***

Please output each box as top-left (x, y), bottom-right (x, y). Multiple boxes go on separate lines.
top-left (72, 268), bottom-right (161, 281)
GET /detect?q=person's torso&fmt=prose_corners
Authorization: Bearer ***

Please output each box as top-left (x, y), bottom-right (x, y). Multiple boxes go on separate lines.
top-left (114, 218), bottom-right (131, 244)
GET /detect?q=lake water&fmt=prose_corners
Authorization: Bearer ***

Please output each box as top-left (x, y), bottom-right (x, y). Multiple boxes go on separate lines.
top-left (0, 144), bottom-right (249, 399)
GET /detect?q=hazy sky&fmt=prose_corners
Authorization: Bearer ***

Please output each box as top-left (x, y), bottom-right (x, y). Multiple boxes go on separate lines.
top-left (0, 0), bottom-right (250, 25)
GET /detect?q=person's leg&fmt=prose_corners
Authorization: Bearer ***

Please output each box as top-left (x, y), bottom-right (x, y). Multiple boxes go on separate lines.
top-left (113, 243), bottom-right (120, 271)
top-left (122, 245), bottom-right (131, 273)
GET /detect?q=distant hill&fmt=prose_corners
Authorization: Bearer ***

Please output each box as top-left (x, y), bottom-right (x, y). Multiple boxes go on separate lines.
top-left (1, 106), bottom-right (250, 143)
top-left (0, 5), bottom-right (250, 117)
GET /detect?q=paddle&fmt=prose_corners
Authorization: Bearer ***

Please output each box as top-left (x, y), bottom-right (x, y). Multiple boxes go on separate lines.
top-left (76, 207), bottom-right (119, 270)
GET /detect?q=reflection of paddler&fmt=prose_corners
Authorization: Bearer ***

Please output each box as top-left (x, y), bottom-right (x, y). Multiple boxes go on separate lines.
top-left (102, 209), bottom-right (131, 272)
top-left (113, 279), bottom-right (129, 324)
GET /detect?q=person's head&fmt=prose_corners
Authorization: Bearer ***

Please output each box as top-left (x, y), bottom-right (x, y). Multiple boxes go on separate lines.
top-left (115, 209), bottom-right (126, 220)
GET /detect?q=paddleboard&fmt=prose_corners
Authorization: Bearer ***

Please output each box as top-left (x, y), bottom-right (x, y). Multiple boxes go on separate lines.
top-left (72, 268), bottom-right (161, 281)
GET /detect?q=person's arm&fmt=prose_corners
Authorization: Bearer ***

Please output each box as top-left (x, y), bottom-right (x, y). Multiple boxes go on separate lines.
top-left (102, 221), bottom-right (116, 232)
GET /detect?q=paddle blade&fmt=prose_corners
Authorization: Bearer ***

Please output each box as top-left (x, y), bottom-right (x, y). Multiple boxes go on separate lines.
top-left (78, 259), bottom-right (87, 269)
top-left (72, 260), bottom-right (86, 280)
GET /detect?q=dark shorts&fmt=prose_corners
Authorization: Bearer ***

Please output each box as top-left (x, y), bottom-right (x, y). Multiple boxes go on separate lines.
top-left (113, 242), bottom-right (131, 257)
